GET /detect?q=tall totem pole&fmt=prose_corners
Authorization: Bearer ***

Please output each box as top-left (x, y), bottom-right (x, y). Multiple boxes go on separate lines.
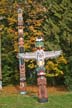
top-left (18, 8), bottom-right (26, 94)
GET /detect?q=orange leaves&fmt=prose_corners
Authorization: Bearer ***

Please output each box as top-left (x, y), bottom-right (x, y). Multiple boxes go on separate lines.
top-left (35, 31), bottom-right (43, 36)
top-left (27, 0), bottom-right (33, 4)
top-left (29, 26), bottom-right (34, 31)
top-left (33, 19), bottom-right (43, 27)
top-left (7, 28), bottom-right (14, 34)
top-left (29, 25), bottom-right (43, 36)
top-left (30, 36), bottom-right (35, 43)
top-left (0, 8), bottom-right (6, 15)
top-left (23, 0), bottom-right (45, 51)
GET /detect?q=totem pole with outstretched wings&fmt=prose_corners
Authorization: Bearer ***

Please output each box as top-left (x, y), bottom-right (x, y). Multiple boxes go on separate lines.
top-left (18, 36), bottom-right (62, 103)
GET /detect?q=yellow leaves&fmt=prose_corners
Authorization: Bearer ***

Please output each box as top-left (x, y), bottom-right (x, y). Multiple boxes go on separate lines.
top-left (14, 31), bottom-right (18, 36)
top-left (54, 68), bottom-right (64, 75)
top-left (46, 61), bottom-right (55, 70)
top-left (7, 28), bottom-right (15, 34)
top-left (8, 17), bottom-right (17, 25)
top-left (45, 56), bottom-right (67, 78)
top-left (8, 17), bottom-right (17, 23)
top-left (24, 32), bottom-right (28, 36)
top-left (30, 36), bottom-right (35, 44)
top-left (0, 8), bottom-right (6, 14)
top-left (14, 41), bottom-right (18, 52)
top-left (29, 10), bottom-right (36, 16)
top-left (30, 36), bottom-right (35, 41)
top-left (46, 74), bottom-right (58, 77)
top-left (26, 19), bottom-right (43, 27)
top-left (26, 19), bottom-right (32, 23)
top-left (58, 56), bottom-right (67, 64)
top-left (35, 22), bottom-right (41, 27)
top-left (24, 41), bottom-right (30, 49)
top-left (29, 26), bottom-right (43, 36)
top-left (28, 60), bottom-right (36, 69)
top-left (29, 26), bottom-right (34, 31)
top-left (34, 3), bottom-right (46, 13)
top-left (46, 61), bottom-right (64, 77)
top-left (28, 63), bottom-right (35, 69)
top-left (33, 19), bottom-right (43, 27)
top-left (35, 31), bottom-right (43, 36)
top-left (0, 25), bottom-right (4, 31)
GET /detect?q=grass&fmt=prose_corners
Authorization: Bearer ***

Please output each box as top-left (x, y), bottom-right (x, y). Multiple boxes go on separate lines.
top-left (0, 92), bottom-right (72, 108)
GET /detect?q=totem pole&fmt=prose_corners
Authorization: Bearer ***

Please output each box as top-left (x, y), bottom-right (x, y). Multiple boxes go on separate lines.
top-left (19, 36), bottom-right (62, 103)
top-left (35, 37), bottom-right (48, 103)
top-left (35, 37), bottom-right (62, 102)
top-left (18, 8), bottom-right (26, 94)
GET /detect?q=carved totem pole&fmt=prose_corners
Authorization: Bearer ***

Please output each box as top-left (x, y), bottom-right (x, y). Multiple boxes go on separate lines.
top-left (19, 37), bottom-right (62, 103)
top-left (35, 37), bottom-right (48, 103)
top-left (18, 8), bottom-right (62, 102)
top-left (18, 8), bottom-right (26, 94)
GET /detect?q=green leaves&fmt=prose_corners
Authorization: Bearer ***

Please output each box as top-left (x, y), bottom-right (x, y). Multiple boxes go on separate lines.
top-left (1, 0), bottom-right (72, 88)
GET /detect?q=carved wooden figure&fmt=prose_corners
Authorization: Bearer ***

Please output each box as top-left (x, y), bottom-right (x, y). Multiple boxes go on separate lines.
top-left (18, 8), bottom-right (62, 102)
top-left (19, 36), bottom-right (62, 103)
top-left (18, 8), bottom-right (26, 94)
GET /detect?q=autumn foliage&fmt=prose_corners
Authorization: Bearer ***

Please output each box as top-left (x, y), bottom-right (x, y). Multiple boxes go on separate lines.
top-left (0, 0), bottom-right (72, 90)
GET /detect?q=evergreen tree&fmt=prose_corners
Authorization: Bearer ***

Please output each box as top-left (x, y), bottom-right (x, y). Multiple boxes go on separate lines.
top-left (0, 0), bottom-right (72, 89)
top-left (42, 0), bottom-right (72, 89)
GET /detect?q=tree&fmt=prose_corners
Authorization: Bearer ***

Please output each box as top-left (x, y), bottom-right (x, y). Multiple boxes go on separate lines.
top-left (42, 0), bottom-right (72, 88)
top-left (0, 0), bottom-right (72, 89)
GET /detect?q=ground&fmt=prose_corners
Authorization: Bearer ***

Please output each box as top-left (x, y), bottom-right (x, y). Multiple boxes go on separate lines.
top-left (1, 85), bottom-right (67, 94)
top-left (0, 85), bottom-right (72, 108)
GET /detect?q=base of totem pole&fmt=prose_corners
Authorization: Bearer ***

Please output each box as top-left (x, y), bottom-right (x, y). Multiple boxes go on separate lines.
top-left (20, 81), bottom-right (27, 95)
top-left (38, 98), bottom-right (48, 103)
top-left (20, 91), bottom-right (27, 95)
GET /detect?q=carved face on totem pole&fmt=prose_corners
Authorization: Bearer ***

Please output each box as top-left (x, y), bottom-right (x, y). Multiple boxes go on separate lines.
top-left (35, 37), bottom-right (45, 76)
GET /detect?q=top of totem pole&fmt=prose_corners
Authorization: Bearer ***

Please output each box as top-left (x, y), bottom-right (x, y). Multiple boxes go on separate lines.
top-left (18, 8), bottom-right (23, 13)
top-left (36, 36), bottom-right (44, 42)
top-left (35, 37), bottom-right (44, 48)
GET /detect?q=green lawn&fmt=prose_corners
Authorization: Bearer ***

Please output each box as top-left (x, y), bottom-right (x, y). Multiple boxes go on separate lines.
top-left (0, 92), bottom-right (72, 108)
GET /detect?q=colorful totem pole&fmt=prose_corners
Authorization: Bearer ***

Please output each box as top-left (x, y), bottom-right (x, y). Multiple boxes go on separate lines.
top-left (19, 35), bottom-right (62, 102)
top-left (18, 8), bottom-right (26, 94)
top-left (35, 37), bottom-right (48, 103)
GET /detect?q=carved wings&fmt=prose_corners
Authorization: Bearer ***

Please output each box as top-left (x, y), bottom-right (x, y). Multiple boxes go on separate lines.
top-left (18, 52), bottom-right (36, 59)
top-left (18, 50), bottom-right (62, 60)
top-left (45, 50), bottom-right (62, 59)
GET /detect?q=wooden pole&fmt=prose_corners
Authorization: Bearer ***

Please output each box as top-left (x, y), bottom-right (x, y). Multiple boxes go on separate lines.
top-left (36, 37), bottom-right (48, 103)
top-left (18, 8), bottom-right (26, 94)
